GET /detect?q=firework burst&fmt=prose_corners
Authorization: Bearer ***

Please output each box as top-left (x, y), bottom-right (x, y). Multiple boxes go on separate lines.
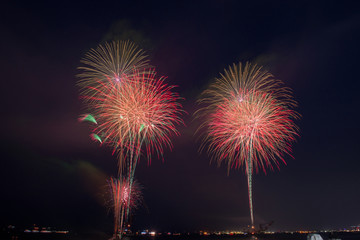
top-left (196, 62), bottom-right (299, 226)
top-left (78, 41), bottom-right (183, 173)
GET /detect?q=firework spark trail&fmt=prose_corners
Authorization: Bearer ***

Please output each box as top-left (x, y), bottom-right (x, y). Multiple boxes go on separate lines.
top-left (196, 62), bottom-right (299, 227)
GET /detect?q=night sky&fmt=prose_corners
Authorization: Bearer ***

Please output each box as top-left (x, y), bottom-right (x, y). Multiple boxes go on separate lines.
top-left (1, 0), bottom-right (360, 234)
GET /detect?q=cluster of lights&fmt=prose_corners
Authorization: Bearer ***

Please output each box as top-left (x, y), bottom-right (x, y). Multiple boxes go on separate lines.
top-left (23, 226), bottom-right (68, 234)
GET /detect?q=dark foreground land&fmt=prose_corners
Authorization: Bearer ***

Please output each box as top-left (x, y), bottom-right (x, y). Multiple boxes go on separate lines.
top-left (2, 231), bottom-right (360, 240)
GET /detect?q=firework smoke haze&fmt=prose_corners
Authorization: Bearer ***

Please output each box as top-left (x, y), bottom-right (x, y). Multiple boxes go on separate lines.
top-left (196, 62), bottom-right (300, 226)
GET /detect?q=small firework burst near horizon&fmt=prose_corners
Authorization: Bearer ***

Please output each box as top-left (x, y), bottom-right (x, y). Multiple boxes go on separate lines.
top-left (108, 177), bottom-right (142, 238)
top-left (196, 62), bottom-right (300, 227)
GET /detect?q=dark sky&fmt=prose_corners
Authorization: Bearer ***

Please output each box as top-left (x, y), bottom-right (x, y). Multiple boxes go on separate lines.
top-left (1, 0), bottom-right (360, 234)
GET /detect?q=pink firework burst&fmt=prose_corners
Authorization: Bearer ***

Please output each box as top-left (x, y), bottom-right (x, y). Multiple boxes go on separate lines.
top-left (197, 62), bottom-right (300, 227)
top-left (197, 62), bottom-right (299, 173)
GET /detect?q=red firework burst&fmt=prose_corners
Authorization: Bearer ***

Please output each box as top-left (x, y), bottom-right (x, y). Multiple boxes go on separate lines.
top-left (207, 88), bottom-right (298, 173)
top-left (197, 62), bottom-right (300, 226)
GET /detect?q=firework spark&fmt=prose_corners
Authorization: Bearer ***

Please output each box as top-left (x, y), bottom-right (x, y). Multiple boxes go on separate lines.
top-left (79, 114), bottom-right (97, 124)
top-left (90, 133), bottom-right (102, 143)
top-left (108, 177), bottom-right (142, 239)
top-left (197, 62), bottom-right (299, 227)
